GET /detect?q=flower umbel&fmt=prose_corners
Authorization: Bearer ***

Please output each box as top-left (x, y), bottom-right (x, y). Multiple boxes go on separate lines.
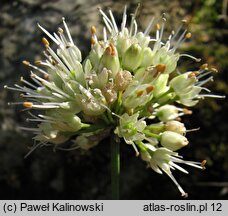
top-left (5, 6), bottom-right (225, 197)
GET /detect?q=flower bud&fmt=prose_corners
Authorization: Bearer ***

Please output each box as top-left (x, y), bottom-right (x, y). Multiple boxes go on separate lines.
top-left (135, 32), bottom-right (150, 47)
top-left (116, 31), bottom-right (131, 57)
top-left (99, 43), bottom-right (120, 77)
top-left (156, 105), bottom-right (179, 122)
top-left (114, 70), bottom-right (132, 91)
top-left (122, 44), bottom-right (143, 72)
top-left (160, 131), bottom-right (189, 151)
top-left (169, 72), bottom-right (197, 94)
top-left (165, 120), bottom-right (186, 135)
top-left (140, 47), bottom-right (154, 68)
top-left (153, 74), bottom-right (169, 98)
top-left (152, 47), bottom-right (179, 74)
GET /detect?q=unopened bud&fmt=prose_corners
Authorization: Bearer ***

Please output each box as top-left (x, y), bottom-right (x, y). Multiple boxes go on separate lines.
top-left (161, 131), bottom-right (188, 151)
top-left (99, 43), bottom-right (120, 77)
top-left (122, 44), bottom-right (143, 72)
top-left (165, 120), bottom-right (186, 135)
top-left (157, 105), bottom-right (179, 122)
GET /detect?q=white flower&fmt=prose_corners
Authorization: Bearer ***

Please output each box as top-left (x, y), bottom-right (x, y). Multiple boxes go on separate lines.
top-left (5, 5), bottom-right (224, 197)
top-left (141, 146), bottom-right (205, 197)
top-left (160, 131), bottom-right (189, 151)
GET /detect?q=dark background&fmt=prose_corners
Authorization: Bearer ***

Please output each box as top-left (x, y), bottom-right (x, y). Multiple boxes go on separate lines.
top-left (0, 0), bottom-right (227, 199)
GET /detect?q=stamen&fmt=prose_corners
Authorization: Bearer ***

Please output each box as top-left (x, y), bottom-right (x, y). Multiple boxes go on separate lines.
top-left (183, 108), bottom-right (192, 115)
top-left (91, 26), bottom-right (96, 34)
top-left (201, 160), bottom-right (207, 169)
top-left (121, 5), bottom-right (127, 33)
top-left (144, 17), bottom-right (155, 36)
top-left (23, 102), bottom-right (33, 108)
top-left (185, 32), bottom-right (191, 39)
top-left (109, 9), bottom-right (118, 33)
top-left (200, 63), bottom-right (208, 70)
top-left (62, 17), bottom-right (74, 44)
top-left (22, 60), bottom-right (48, 76)
top-left (20, 77), bottom-right (37, 89)
top-left (179, 54), bottom-right (201, 62)
top-left (196, 76), bottom-right (213, 87)
top-left (42, 37), bottom-right (50, 46)
top-left (38, 23), bottom-right (60, 45)
top-left (137, 90), bottom-right (144, 97)
top-left (146, 86), bottom-right (154, 94)
top-left (166, 172), bottom-right (188, 198)
top-left (156, 64), bottom-right (166, 73)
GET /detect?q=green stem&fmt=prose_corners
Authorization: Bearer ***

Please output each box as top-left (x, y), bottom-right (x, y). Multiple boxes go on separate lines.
top-left (110, 134), bottom-right (120, 200)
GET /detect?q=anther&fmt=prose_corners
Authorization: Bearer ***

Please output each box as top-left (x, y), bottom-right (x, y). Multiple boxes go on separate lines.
top-left (211, 68), bottom-right (218, 73)
top-left (185, 32), bottom-right (192, 39)
top-left (42, 37), bottom-right (49, 46)
top-left (35, 60), bottom-right (42, 65)
top-left (136, 90), bottom-right (144, 97)
top-left (22, 60), bottom-right (30, 66)
top-left (188, 71), bottom-right (199, 78)
top-left (146, 86), bottom-right (154, 94)
top-left (91, 26), bottom-right (96, 34)
top-left (156, 23), bottom-right (160, 30)
top-left (155, 64), bottom-right (166, 73)
top-left (43, 74), bottom-right (49, 80)
top-left (23, 102), bottom-right (33, 108)
top-left (183, 108), bottom-right (192, 115)
top-left (175, 117), bottom-right (182, 121)
top-left (90, 36), bottom-right (96, 45)
top-left (201, 160), bottom-right (207, 169)
top-left (200, 63), bottom-right (208, 70)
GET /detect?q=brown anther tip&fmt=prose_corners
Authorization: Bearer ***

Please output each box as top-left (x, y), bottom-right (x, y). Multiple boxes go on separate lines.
top-left (155, 64), bottom-right (166, 73)
top-left (43, 74), bottom-right (49, 80)
top-left (156, 23), bottom-right (160, 30)
top-left (136, 90), bottom-right (144, 97)
top-left (91, 26), bottom-right (96, 34)
top-left (35, 60), bottom-right (42, 65)
top-left (147, 106), bottom-right (154, 113)
top-left (185, 32), bottom-right (192, 39)
top-left (42, 37), bottom-right (49, 46)
top-left (22, 60), bottom-right (30, 66)
top-left (200, 63), bottom-right (208, 70)
top-left (30, 74), bottom-right (36, 78)
top-left (90, 37), bottom-right (96, 45)
top-left (183, 108), bottom-right (192, 115)
top-left (175, 117), bottom-right (182, 121)
top-left (211, 67), bottom-right (218, 73)
top-left (188, 71), bottom-right (199, 78)
top-left (201, 160), bottom-right (207, 169)
top-left (106, 43), bottom-right (116, 56)
top-left (23, 102), bottom-right (33, 108)
top-left (146, 86), bottom-right (154, 94)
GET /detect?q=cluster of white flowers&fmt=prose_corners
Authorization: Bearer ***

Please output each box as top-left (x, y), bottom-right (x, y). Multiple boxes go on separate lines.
top-left (5, 6), bottom-right (224, 197)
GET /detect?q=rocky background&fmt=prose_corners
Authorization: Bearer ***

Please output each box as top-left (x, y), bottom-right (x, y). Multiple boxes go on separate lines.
top-left (0, 0), bottom-right (227, 199)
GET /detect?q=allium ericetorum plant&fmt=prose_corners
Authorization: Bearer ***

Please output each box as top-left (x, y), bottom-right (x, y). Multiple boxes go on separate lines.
top-left (5, 6), bottom-right (224, 198)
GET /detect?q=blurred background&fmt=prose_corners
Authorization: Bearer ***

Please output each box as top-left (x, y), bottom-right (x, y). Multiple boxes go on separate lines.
top-left (0, 0), bottom-right (227, 199)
